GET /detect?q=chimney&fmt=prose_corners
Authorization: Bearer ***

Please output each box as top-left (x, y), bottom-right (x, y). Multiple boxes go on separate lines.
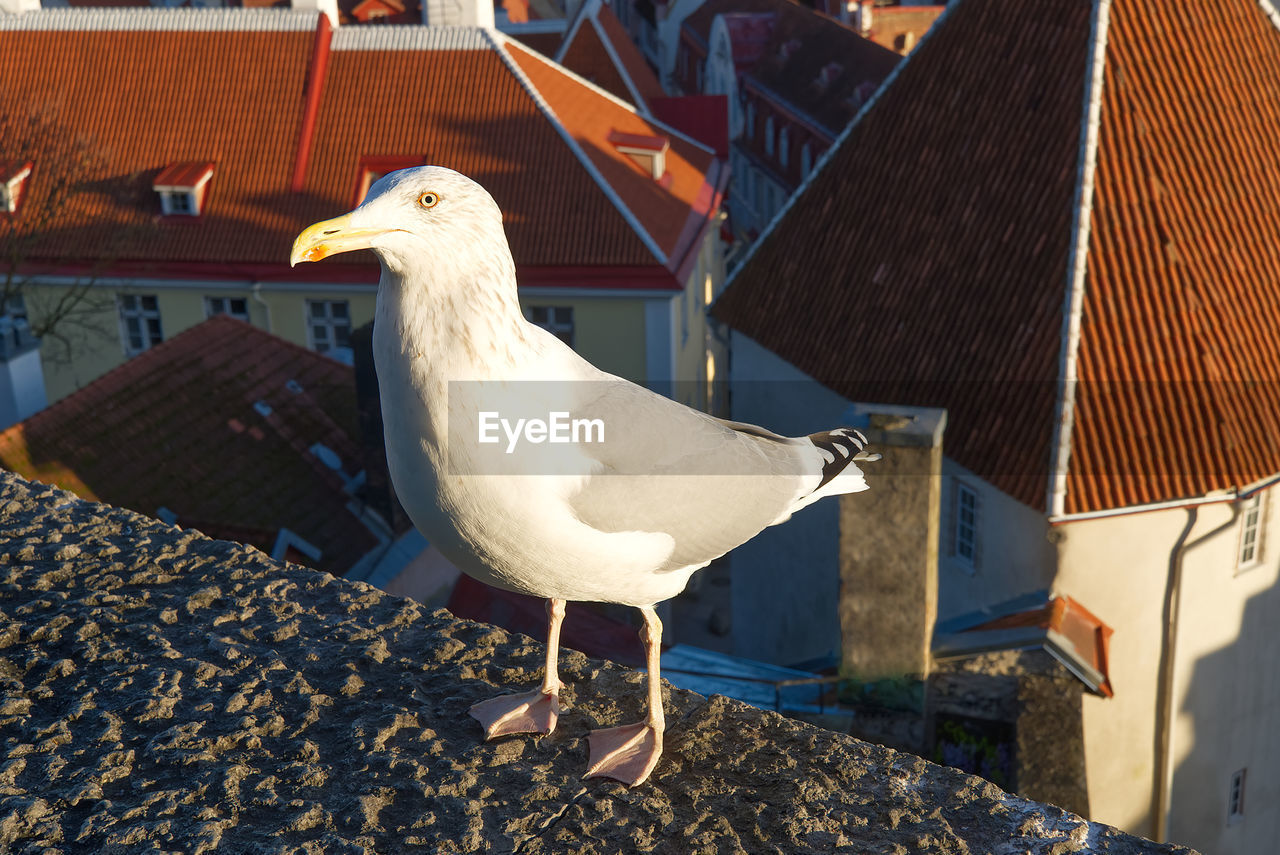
top-left (0, 0), bottom-right (39, 14)
top-left (852, 0), bottom-right (873, 36)
top-left (422, 0), bottom-right (495, 28)
top-left (837, 403), bottom-right (945, 700)
top-left (0, 318), bottom-right (47, 430)
top-left (292, 0), bottom-right (340, 28)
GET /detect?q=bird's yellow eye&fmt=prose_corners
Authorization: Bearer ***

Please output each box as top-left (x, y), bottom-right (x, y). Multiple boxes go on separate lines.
top-left (418, 192), bottom-right (440, 209)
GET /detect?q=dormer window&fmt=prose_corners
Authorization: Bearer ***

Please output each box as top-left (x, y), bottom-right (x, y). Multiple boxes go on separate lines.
top-left (154, 161), bottom-right (214, 217)
top-left (0, 161), bottom-right (33, 214)
top-left (356, 155), bottom-right (424, 204)
top-left (607, 130), bottom-right (669, 181)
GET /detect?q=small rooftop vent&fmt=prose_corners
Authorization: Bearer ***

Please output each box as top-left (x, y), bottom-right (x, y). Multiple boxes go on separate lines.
top-left (153, 161), bottom-right (214, 217)
top-left (606, 130), bottom-right (670, 181)
top-left (0, 161), bottom-right (33, 214)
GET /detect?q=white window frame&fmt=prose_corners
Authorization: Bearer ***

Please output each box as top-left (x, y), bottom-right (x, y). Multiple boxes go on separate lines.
top-left (204, 295), bottom-right (249, 322)
top-left (524, 305), bottom-right (574, 346)
top-left (1237, 493), bottom-right (1263, 571)
top-left (954, 481), bottom-right (979, 572)
top-left (1228, 768), bottom-right (1246, 823)
top-left (306, 299), bottom-right (353, 363)
top-left (1, 164), bottom-right (32, 214)
top-left (159, 190), bottom-right (196, 216)
top-left (118, 294), bottom-right (163, 357)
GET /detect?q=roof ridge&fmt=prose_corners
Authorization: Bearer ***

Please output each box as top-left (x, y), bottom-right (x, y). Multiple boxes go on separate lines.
top-left (1047, 0), bottom-right (1112, 519)
top-left (330, 22), bottom-right (493, 51)
top-left (718, 0), bottom-right (960, 298)
top-left (589, 14), bottom-right (649, 114)
top-left (492, 32), bottom-right (669, 265)
top-left (553, 0), bottom-right (595, 64)
top-left (0, 7), bottom-right (320, 32)
top-left (2, 316), bottom-right (350, 439)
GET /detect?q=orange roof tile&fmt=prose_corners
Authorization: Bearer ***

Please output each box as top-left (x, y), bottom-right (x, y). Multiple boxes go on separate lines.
top-left (557, 0), bottom-right (665, 111)
top-left (0, 315), bottom-right (378, 574)
top-left (715, 0), bottom-right (1280, 516)
top-left (0, 12), bottom-right (719, 288)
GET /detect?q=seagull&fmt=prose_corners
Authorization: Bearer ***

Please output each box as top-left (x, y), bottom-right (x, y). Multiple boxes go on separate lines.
top-left (291, 166), bottom-right (877, 787)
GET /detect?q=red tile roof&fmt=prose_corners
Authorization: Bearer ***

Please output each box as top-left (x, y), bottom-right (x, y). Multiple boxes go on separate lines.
top-left (715, 0), bottom-right (1280, 516)
top-left (555, 0), bottom-right (665, 112)
top-left (0, 11), bottom-right (721, 288)
top-left (153, 161), bottom-right (214, 188)
top-left (0, 315), bottom-right (378, 574)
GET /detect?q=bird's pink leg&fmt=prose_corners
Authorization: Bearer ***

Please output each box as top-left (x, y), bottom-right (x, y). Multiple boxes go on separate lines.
top-left (585, 605), bottom-right (665, 786)
top-left (470, 597), bottom-right (565, 739)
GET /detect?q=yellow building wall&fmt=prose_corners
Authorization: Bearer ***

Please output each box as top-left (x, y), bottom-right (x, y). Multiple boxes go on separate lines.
top-left (519, 296), bottom-right (648, 384)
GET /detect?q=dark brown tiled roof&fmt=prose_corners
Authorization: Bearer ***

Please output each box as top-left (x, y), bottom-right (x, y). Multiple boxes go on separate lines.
top-left (682, 0), bottom-right (900, 135)
top-left (717, 0), bottom-right (1280, 515)
top-left (713, 0), bottom-right (1093, 511)
top-left (0, 316), bottom-right (378, 574)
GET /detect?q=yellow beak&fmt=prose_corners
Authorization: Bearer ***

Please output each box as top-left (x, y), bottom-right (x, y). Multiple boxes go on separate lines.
top-left (290, 213), bottom-right (387, 266)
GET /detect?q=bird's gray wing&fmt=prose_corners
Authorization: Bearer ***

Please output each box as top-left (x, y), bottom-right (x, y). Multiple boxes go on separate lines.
top-left (563, 380), bottom-right (826, 572)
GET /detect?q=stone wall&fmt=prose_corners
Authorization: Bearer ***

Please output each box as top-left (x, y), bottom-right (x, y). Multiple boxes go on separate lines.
top-left (0, 472), bottom-right (1196, 854)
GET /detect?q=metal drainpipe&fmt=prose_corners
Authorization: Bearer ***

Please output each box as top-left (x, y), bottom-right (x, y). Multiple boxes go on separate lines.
top-left (251, 282), bottom-right (273, 334)
top-left (1153, 502), bottom-right (1241, 840)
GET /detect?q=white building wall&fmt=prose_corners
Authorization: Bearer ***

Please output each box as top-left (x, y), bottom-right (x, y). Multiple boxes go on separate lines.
top-left (1056, 495), bottom-right (1280, 852)
top-left (937, 458), bottom-right (1055, 621)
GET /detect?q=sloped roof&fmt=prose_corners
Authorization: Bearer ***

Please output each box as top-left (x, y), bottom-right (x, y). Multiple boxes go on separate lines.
top-left (556, 0), bottom-right (664, 111)
top-left (0, 10), bottom-right (720, 286)
top-left (715, 0), bottom-right (1280, 516)
top-left (681, 0), bottom-right (900, 136)
top-left (0, 315), bottom-right (378, 574)
top-left (0, 9), bottom-right (320, 267)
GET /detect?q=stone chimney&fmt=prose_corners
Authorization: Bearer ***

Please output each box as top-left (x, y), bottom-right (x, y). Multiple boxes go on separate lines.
top-left (422, 0), bottom-right (495, 28)
top-left (837, 403), bottom-right (946, 690)
top-left (853, 0), bottom-right (873, 36)
top-left (292, 0), bottom-right (340, 28)
top-left (0, 0), bottom-right (39, 15)
top-left (0, 317), bottom-right (47, 430)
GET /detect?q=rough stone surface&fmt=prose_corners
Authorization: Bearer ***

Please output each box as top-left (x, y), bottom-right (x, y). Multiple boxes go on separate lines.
top-left (0, 472), bottom-right (1198, 854)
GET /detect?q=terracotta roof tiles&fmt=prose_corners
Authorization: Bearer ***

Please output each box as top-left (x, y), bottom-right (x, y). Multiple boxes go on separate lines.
top-left (0, 316), bottom-right (378, 574)
top-left (0, 11), bottom-right (721, 286)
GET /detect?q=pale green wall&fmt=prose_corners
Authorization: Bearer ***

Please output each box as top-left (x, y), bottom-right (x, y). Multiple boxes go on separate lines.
top-left (520, 296), bottom-right (647, 384)
top-left (30, 283), bottom-right (379, 404)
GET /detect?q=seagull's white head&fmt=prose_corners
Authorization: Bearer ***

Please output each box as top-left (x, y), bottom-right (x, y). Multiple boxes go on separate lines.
top-left (289, 166), bottom-right (506, 275)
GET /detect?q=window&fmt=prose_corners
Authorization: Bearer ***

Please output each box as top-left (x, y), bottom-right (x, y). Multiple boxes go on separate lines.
top-left (524, 305), bottom-right (573, 346)
top-left (307, 299), bottom-right (352, 363)
top-left (801, 142), bottom-right (812, 177)
top-left (779, 127), bottom-right (789, 167)
top-left (954, 482), bottom-right (979, 570)
top-left (160, 190), bottom-right (195, 216)
top-left (1238, 494), bottom-right (1263, 570)
top-left (3, 294), bottom-right (27, 325)
top-left (764, 116), bottom-right (775, 156)
top-left (204, 296), bottom-right (249, 322)
top-left (1229, 768), bottom-right (1246, 822)
top-left (746, 101), bottom-right (756, 139)
top-left (118, 294), bottom-right (163, 356)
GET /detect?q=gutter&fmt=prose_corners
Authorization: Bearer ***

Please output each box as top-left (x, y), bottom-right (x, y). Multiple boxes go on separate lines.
top-left (1152, 504), bottom-right (1239, 842)
top-left (1047, 0), bottom-right (1112, 518)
